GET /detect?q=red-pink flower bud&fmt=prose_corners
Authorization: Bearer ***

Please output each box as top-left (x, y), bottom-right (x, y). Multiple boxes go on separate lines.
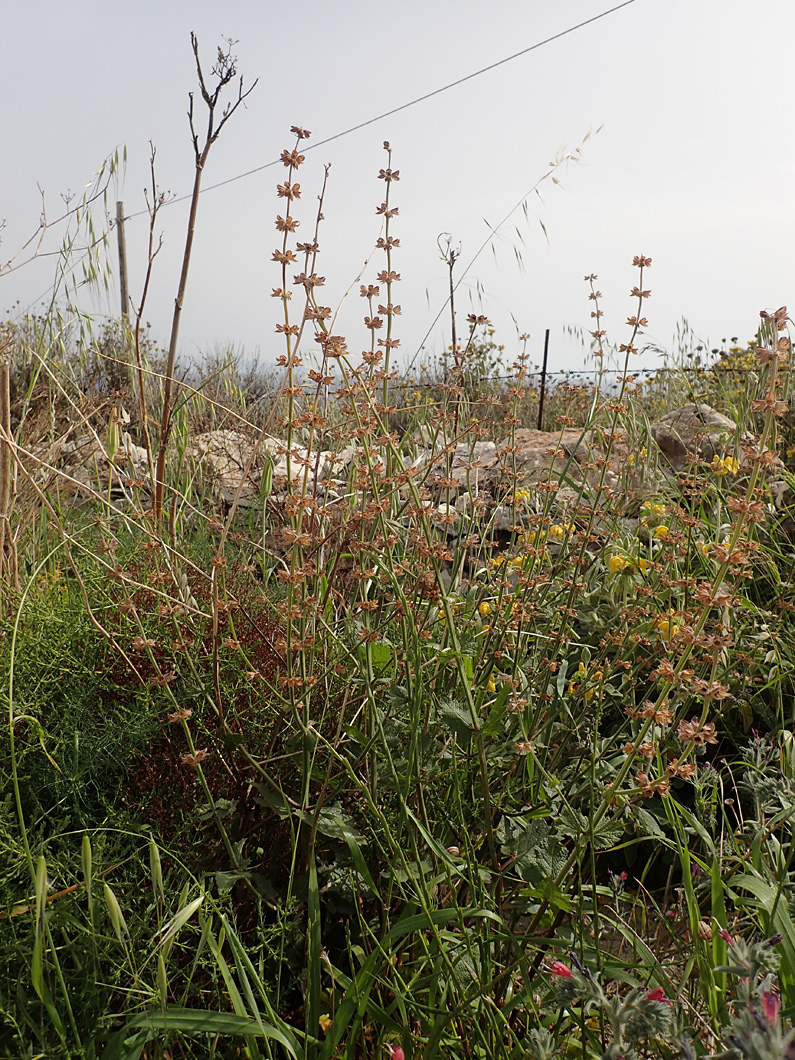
top-left (646, 987), bottom-right (666, 1002)
top-left (763, 991), bottom-right (781, 1025)
top-left (550, 961), bottom-right (573, 978)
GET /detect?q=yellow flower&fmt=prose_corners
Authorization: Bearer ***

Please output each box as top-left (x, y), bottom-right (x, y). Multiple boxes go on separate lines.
top-left (478, 601), bottom-right (492, 617)
top-left (583, 668), bottom-right (605, 701)
top-left (608, 553), bottom-right (648, 575)
top-left (487, 676), bottom-right (497, 693)
top-left (568, 662), bottom-right (588, 695)
top-left (608, 554), bottom-right (630, 574)
top-left (710, 454), bottom-right (740, 477)
top-left (653, 610), bottom-right (679, 640)
top-left (653, 525), bottom-right (670, 539)
top-left (319, 1015), bottom-right (332, 1035)
top-left (548, 524), bottom-right (566, 540)
top-left (641, 501), bottom-right (666, 517)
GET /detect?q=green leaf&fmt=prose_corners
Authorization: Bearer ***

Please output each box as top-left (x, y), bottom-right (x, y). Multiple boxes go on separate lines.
top-left (729, 872), bottom-right (795, 1007)
top-left (437, 698), bottom-right (474, 743)
top-left (104, 1008), bottom-right (298, 1053)
top-left (591, 816), bottom-right (625, 851)
top-left (385, 907), bottom-right (502, 941)
top-left (632, 806), bottom-right (666, 840)
top-left (498, 817), bottom-right (566, 886)
top-left (555, 659), bottom-right (570, 698)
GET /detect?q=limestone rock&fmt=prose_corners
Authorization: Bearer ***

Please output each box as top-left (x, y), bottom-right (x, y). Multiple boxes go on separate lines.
top-left (650, 404), bottom-right (741, 471)
top-left (189, 429), bottom-right (263, 505)
top-left (496, 427), bottom-right (632, 492)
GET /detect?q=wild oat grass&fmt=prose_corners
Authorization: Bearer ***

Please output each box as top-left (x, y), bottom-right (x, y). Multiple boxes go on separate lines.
top-left (3, 40), bottom-right (795, 1060)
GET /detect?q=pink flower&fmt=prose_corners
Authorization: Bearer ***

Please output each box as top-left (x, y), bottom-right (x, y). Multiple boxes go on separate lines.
top-left (646, 987), bottom-right (666, 1002)
top-left (550, 961), bottom-right (573, 979)
top-left (763, 991), bottom-right (781, 1025)
top-left (718, 928), bottom-right (734, 945)
top-left (390, 1048), bottom-right (405, 1060)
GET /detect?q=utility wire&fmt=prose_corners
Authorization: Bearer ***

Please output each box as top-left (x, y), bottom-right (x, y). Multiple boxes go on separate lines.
top-left (123, 0), bottom-right (638, 221)
top-left (16, 1), bottom-right (639, 324)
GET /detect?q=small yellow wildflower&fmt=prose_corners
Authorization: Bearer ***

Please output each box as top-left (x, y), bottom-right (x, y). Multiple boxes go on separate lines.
top-left (608, 553), bottom-right (648, 575)
top-left (710, 454), bottom-right (740, 477)
top-left (628, 447), bottom-right (648, 468)
top-left (487, 676), bottom-right (497, 693)
top-left (653, 610), bottom-right (680, 640)
top-left (641, 501), bottom-right (666, 517)
top-left (319, 1015), bottom-right (333, 1035)
top-left (653, 525), bottom-right (670, 539)
top-left (583, 669), bottom-right (604, 701)
top-left (548, 524), bottom-right (566, 540)
top-left (478, 601), bottom-right (492, 618)
top-left (568, 662), bottom-right (588, 695)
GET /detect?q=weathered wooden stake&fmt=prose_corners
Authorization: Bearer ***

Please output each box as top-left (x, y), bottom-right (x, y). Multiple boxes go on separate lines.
top-left (116, 201), bottom-right (130, 322)
top-left (0, 361), bottom-right (15, 608)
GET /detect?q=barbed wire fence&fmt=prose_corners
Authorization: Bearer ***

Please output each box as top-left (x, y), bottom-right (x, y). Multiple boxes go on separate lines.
top-left (381, 351), bottom-right (789, 431)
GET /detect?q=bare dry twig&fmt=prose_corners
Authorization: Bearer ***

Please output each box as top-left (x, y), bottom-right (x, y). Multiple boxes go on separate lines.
top-left (152, 34), bottom-right (257, 525)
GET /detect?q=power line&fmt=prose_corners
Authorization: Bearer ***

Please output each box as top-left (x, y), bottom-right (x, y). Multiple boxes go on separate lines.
top-left (124, 1), bottom-right (638, 221)
top-left (16, 2), bottom-right (639, 324)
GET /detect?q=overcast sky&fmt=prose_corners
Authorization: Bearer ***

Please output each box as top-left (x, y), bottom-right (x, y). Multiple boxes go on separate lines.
top-left (3, 0), bottom-right (793, 376)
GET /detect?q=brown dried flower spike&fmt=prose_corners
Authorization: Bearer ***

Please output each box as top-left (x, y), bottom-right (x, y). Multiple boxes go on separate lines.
top-left (677, 718), bottom-right (719, 746)
top-left (180, 749), bottom-right (209, 768)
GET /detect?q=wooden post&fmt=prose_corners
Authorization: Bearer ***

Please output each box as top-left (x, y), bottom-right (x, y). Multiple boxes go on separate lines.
top-left (116, 201), bottom-right (130, 322)
top-left (0, 361), bottom-right (15, 607)
top-left (537, 328), bottom-right (550, 431)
